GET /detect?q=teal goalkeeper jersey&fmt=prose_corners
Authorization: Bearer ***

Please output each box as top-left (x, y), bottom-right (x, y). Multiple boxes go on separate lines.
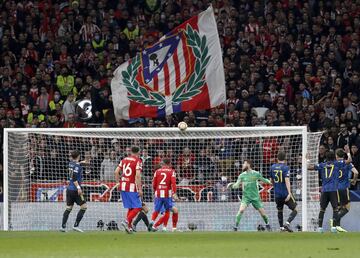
top-left (232, 170), bottom-right (271, 200)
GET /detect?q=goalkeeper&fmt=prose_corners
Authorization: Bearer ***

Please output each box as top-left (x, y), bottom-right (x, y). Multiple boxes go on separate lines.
top-left (228, 159), bottom-right (272, 231)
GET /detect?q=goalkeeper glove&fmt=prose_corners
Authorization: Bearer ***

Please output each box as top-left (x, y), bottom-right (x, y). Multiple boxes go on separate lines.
top-left (227, 182), bottom-right (234, 189)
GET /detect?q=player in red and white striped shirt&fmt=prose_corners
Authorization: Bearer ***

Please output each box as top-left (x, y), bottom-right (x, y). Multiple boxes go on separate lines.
top-left (114, 146), bottom-right (143, 233)
top-left (149, 158), bottom-right (178, 231)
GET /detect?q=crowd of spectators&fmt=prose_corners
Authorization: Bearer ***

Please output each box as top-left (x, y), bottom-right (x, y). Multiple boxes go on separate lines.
top-left (2, 0), bottom-right (360, 196)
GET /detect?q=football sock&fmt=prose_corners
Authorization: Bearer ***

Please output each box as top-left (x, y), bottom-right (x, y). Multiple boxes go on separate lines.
top-left (318, 210), bottom-right (325, 227)
top-left (128, 208), bottom-right (142, 227)
top-left (287, 209), bottom-right (298, 224)
top-left (172, 212), bottom-right (179, 228)
top-left (62, 208), bottom-right (72, 228)
top-left (277, 209), bottom-right (283, 227)
top-left (235, 213), bottom-right (242, 227)
top-left (338, 207), bottom-right (349, 224)
top-left (133, 210), bottom-right (149, 227)
top-left (151, 211), bottom-right (160, 223)
top-left (156, 211), bottom-right (170, 227)
top-left (332, 209), bottom-right (340, 227)
top-left (74, 208), bottom-right (87, 227)
top-left (262, 215), bottom-right (269, 225)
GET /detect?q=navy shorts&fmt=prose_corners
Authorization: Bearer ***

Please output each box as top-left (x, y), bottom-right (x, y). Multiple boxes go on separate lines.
top-left (154, 197), bottom-right (173, 212)
top-left (121, 191), bottom-right (142, 209)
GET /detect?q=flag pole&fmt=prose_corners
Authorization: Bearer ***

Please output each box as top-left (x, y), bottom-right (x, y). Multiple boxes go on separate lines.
top-left (224, 101), bottom-right (227, 126)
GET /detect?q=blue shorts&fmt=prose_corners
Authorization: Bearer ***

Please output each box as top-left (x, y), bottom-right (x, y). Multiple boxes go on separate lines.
top-left (154, 197), bottom-right (173, 213)
top-left (121, 191), bottom-right (142, 209)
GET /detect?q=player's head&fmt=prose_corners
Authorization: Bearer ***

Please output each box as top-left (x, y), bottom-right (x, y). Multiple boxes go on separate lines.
top-left (162, 158), bottom-right (171, 166)
top-left (71, 150), bottom-right (80, 161)
top-left (131, 146), bottom-right (140, 155)
top-left (277, 151), bottom-right (286, 162)
top-left (325, 151), bottom-right (336, 162)
top-left (242, 159), bottom-right (253, 171)
top-left (335, 148), bottom-right (345, 160)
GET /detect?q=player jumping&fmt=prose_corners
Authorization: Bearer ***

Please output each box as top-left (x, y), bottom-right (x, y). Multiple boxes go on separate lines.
top-left (270, 151), bottom-right (298, 232)
top-left (311, 150), bottom-right (351, 233)
top-left (60, 150), bottom-right (87, 232)
top-left (149, 158), bottom-right (178, 232)
top-left (334, 148), bottom-right (358, 231)
top-left (227, 159), bottom-right (272, 231)
top-left (115, 146), bottom-right (143, 234)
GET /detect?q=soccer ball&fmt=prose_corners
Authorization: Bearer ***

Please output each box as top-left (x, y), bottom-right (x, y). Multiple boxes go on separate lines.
top-left (178, 121), bottom-right (188, 131)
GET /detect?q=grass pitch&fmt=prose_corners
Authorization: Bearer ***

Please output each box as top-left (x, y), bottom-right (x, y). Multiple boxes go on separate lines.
top-left (0, 231), bottom-right (359, 258)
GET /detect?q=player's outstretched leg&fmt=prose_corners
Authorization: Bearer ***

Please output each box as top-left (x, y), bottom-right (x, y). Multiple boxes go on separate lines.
top-left (73, 204), bottom-right (87, 232)
top-left (61, 206), bottom-right (73, 232)
top-left (233, 203), bottom-right (246, 231)
top-left (133, 210), bottom-right (150, 232)
top-left (257, 208), bottom-right (271, 231)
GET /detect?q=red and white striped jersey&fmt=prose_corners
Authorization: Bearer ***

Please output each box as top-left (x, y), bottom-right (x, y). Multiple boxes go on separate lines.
top-left (118, 155), bottom-right (142, 192)
top-left (153, 166), bottom-right (176, 198)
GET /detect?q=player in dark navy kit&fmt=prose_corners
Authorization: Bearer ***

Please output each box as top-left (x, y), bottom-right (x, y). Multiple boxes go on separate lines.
top-left (335, 148), bottom-right (358, 232)
top-left (270, 151), bottom-right (297, 232)
top-left (312, 151), bottom-right (351, 233)
top-left (60, 150), bottom-right (88, 232)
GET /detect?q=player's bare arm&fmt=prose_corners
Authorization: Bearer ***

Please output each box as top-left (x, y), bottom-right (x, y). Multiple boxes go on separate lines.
top-left (135, 168), bottom-right (143, 197)
top-left (351, 167), bottom-right (359, 185)
top-left (285, 177), bottom-right (291, 202)
top-left (344, 145), bottom-right (352, 164)
top-left (114, 166), bottom-right (122, 183)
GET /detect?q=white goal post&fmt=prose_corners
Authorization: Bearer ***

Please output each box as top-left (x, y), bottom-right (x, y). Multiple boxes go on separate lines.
top-left (2, 127), bottom-right (322, 231)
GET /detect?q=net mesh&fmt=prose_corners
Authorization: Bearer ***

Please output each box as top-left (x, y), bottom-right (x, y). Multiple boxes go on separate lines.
top-left (5, 128), bottom-right (322, 231)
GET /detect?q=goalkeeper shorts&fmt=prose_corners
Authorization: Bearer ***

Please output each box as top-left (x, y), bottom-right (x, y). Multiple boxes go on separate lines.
top-left (241, 197), bottom-right (263, 210)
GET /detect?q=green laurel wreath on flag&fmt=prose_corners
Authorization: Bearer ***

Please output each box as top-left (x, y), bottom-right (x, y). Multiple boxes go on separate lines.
top-left (121, 24), bottom-right (210, 108)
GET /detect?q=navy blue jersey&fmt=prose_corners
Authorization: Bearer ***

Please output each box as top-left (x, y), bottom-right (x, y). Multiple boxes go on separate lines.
top-left (68, 161), bottom-right (83, 191)
top-left (337, 161), bottom-right (353, 190)
top-left (315, 161), bottom-right (342, 192)
top-left (270, 163), bottom-right (290, 198)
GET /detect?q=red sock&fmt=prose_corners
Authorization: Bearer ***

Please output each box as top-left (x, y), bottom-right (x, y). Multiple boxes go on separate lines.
top-left (161, 211), bottom-right (170, 227)
top-left (172, 212), bottom-right (178, 228)
top-left (155, 215), bottom-right (165, 227)
top-left (127, 208), bottom-right (141, 227)
top-left (151, 211), bottom-right (159, 222)
top-left (126, 209), bottom-right (132, 222)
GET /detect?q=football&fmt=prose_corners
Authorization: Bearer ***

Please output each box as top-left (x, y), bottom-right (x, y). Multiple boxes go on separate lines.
top-left (178, 121), bottom-right (188, 131)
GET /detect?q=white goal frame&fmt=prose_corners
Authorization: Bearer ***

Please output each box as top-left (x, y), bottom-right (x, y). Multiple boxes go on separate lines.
top-left (3, 126), bottom-right (316, 231)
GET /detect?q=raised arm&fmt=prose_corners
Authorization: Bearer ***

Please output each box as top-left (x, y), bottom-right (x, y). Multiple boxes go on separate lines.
top-left (344, 145), bottom-right (352, 164)
top-left (351, 166), bottom-right (359, 185)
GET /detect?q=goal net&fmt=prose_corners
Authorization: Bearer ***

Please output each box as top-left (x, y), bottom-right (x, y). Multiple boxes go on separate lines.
top-left (3, 127), bottom-right (322, 231)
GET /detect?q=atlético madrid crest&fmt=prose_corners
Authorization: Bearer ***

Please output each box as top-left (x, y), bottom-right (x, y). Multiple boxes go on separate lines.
top-left (121, 25), bottom-right (210, 109)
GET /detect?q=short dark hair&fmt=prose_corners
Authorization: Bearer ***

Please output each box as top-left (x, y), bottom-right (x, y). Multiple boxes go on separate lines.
top-left (277, 151), bottom-right (286, 161)
top-left (71, 150), bottom-right (80, 160)
top-left (131, 146), bottom-right (140, 154)
top-left (244, 159), bottom-right (253, 168)
top-left (325, 151), bottom-right (336, 161)
top-left (162, 158), bottom-right (171, 165)
top-left (335, 148), bottom-right (345, 158)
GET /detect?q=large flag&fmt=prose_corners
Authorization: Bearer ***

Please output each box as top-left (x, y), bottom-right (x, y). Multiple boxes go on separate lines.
top-left (111, 5), bottom-right (225, 120)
